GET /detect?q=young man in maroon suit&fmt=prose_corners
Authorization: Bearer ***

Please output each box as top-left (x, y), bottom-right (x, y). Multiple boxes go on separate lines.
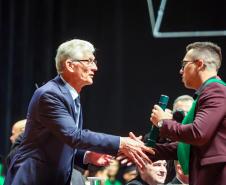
top-left (150, 42), bottom-right (226, 185)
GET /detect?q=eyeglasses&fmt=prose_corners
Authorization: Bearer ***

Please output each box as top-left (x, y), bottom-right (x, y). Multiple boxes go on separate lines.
top-left (180, 60), bottom-right (196, 70)
top-left (181, 59), bottom-right (217, 70)
top-left (71, 59), bottom-right (97, 66)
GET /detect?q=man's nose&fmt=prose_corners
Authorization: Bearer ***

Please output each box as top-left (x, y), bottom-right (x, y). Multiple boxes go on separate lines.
top-left (180, 68), bottom-right (183, 74)
top-left (161, 166), bottom-right (167, 172)
top-left (92, 63), bottom-right (98, 71)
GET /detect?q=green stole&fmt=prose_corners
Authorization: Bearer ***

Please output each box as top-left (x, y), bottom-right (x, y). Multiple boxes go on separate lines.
top-left (177, 78), bottom-right (226, 175)
top-left (0, 163), bottom-right (4, 185)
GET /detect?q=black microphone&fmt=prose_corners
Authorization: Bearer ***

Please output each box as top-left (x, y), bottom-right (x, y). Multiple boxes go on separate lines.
top-left (173, 109), bottom-right (185, 123)
top-left (147, 95), bottom-right (169, 147)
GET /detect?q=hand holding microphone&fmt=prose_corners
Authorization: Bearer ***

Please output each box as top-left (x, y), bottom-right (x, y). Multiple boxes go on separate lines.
top-left (150, 95), bottom-right (172, 125)
top-left (148, 95), bottom-right (170, 147)
top-left (150, 105), bottom-right (172, 126)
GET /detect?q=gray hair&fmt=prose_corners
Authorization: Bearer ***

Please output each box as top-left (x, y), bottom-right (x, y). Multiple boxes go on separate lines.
top-left (55, 39), bottom-right (95, 74)
top-left (186, 42), bottom-right (222, 71)
top-left (173, 95), bottom-right (194, 110)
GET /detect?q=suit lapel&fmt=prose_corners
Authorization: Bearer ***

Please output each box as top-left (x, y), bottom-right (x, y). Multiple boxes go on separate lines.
top-left (53, 76), bottom-right (78, 123)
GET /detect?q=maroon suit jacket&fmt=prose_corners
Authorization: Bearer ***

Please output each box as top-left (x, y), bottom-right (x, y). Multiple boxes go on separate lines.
top-left (153, 81), bottom-right (226, 185)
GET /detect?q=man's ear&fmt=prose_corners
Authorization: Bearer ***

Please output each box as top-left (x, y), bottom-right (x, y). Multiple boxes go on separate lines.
top-left (65, 59), bottom-right (76, 72)
top-left (196, 59), bottom-right (205, 71)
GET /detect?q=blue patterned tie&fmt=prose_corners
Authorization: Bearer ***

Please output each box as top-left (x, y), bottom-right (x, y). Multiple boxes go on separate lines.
top-left (74, 96), bottom-right (81, 126)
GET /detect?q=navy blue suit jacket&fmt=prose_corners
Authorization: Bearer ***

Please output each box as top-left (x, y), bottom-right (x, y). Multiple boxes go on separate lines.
top-left (5, 76), bottom-right (120, 185)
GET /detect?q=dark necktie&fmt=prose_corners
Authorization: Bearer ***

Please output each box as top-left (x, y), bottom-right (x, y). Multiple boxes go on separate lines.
top-left (74, 96), bottom-right (80, 111)
top-left (74, 96), bottom-right (81, 126)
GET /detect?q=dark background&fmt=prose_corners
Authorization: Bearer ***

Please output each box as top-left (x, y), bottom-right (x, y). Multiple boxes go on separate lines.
top-left (1, 0), bottom-right (226, 156)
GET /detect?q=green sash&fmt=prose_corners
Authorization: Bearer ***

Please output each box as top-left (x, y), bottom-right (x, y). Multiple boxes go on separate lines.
top-left (0, 163), bottom-right (4, 185)
top-left (177, 78), bottom-right (226, 175)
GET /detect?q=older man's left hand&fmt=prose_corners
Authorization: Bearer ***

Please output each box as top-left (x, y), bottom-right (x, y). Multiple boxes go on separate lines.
top-left (84, 151), bottom-right (113, 166)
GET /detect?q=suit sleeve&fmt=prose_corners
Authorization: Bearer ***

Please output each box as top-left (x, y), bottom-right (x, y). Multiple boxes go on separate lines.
top-left (38, 91), bottom-right (120, 155)
top-left (159, 83), bottom-right (226, 146)
top-left (153, 142), bottom-right (178, 160)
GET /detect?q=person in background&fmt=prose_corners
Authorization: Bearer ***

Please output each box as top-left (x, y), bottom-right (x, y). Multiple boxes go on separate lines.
top-left (105, 160), bottom-right (122, 185)
top-left (172, 95), bottom-right (194, 118)
top-left (121, 165), bottom-right (138, 184)
top-left (165, 95), bottom-right (193, 184)
top-left (167, 161), bottom-right (188, 185)
top-left (126, 160), bottom-right (167, 185)
top-left (9, 119), bottom-right (26, 144)
top-left (85, 165), bottom-right (108, 185)
top-left (6, 119), bottom-right (26, 167)
top-left (4, 39), bottom-right (154, 185)
top-left (150, 41), bottom-right (226, 185)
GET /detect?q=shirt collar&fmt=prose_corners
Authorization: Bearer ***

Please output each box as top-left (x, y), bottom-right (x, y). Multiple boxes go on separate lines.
top-left (60, 75), bottom-right (79, 100)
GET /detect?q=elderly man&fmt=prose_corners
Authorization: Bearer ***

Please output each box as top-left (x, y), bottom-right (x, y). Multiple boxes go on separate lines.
top-left (150, 42), bottom-right (226, 185)
top-left (4, 39), bottom-right (154, 185)
top-left (172, 95), bottom-right (193, 118)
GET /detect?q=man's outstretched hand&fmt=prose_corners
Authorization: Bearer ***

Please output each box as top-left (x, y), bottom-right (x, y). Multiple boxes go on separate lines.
top-left (118, 132), bottom-right (155, 168)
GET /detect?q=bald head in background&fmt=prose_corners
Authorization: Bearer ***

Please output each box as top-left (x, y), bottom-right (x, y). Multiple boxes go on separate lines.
top-left (10, 119), bottom-right (26, 144)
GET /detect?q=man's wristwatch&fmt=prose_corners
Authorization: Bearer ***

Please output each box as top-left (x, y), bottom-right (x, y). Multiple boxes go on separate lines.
top-left (157, 120), bottom-right (163, 128)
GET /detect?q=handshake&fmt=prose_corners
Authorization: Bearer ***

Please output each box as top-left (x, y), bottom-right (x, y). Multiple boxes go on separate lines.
top-left (84, 132), bottom-right (155, 169)
top-left (86, 95), bottom-right (172, 168)
top-left (117, 132), bottom-right (155, 168)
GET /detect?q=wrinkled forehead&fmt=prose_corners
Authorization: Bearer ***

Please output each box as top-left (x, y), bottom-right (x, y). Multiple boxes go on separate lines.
top-left (75, 50), bottom-right (95, 60)
top-left (84, 52), bottom-right (95, 59)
